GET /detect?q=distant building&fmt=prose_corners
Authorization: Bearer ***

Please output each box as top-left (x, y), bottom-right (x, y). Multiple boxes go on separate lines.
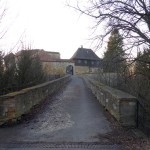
top-left (71, 46), bottom-right (101, 74)
top-left (42, 59), bottom-right (74, 76)
top-left (15, 49), bottom-right (74, 76)
top-left (14, 47), bottom-right (102, 76)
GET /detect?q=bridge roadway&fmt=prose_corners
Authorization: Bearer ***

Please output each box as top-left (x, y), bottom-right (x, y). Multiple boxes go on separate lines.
top-left (0, 76), bottom-right (123, 149)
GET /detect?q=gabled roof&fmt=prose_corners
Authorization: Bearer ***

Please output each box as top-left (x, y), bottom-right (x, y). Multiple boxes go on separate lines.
top-left (71, 47), bottom-right (100, 60)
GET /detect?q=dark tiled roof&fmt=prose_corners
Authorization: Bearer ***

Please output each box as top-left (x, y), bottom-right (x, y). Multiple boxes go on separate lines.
top-left (71, 47), bottom-right (100, 60)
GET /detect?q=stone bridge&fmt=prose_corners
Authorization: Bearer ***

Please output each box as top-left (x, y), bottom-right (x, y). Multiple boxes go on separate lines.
top-left (0, 75), bottom-right (147, 150)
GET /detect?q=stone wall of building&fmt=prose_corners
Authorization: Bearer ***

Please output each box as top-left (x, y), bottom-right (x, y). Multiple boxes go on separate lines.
top-left (81, 74), bottom-right (137, 127)
top-left (43, 61), bottom-right (100, 75)
top-left (75, 66), bottom-right (99, 74)
top-left (0, 76), bottom-right (70, 125)
top-left (42, 61), bottom-right (74, 75)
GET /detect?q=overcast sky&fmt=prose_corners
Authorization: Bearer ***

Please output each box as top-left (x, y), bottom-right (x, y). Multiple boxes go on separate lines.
top-left (0, 0), bottom-right (103, 59)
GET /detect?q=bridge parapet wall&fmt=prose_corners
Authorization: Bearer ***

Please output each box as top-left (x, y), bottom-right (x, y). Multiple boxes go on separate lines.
top-left (0, 75), bottom-right (70, 125)
top-left (82, 74), bottom-right (137, 127)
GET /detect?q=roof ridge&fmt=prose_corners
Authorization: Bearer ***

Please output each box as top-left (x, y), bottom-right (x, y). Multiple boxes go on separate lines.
top-left (71, 47), bottom-right (100, 60)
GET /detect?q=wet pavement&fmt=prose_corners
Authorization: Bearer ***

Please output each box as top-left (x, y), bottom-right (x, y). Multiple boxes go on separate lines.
top-left (0, 76), bottom-right (123, 149)
top-left (0, 143), bottom-right (122, 150)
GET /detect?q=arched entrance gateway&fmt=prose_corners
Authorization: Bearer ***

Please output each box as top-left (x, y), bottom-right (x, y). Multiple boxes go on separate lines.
top-left (66, 65), bottom-right (74, 75)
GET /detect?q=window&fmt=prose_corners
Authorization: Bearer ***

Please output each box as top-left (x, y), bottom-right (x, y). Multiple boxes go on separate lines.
top-left (91, 61), bottom-right (94, 65)
top-left (78, 60), bottom-right (81, 63)
top-left (84, 60), bottom-right (87, 64)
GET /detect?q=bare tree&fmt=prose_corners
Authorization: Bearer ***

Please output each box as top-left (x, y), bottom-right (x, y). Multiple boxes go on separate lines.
top-left (0, 51), bottom-right (4, 90)
top-left (67, 1), bottom-right (150, 132)
top-left (0, 0), bottom-right (8, 40)
top-left (67, 0), bottom-right (150, 51)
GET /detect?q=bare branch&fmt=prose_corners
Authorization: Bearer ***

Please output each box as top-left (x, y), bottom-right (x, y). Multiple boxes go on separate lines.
top-left (67, 0), bottom-right (150, 51)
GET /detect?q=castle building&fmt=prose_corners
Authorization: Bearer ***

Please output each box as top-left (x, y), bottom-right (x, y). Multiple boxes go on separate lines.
top-left (71, 47), bottom-right (101, 74)
top-left (14, 47), bottom-right (101, 76)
